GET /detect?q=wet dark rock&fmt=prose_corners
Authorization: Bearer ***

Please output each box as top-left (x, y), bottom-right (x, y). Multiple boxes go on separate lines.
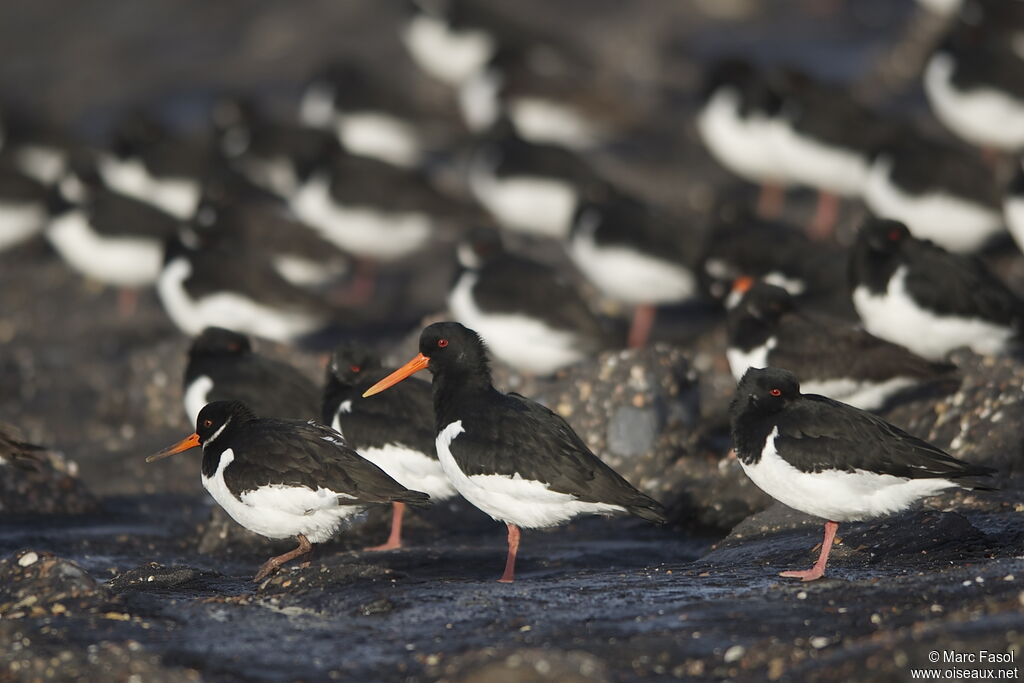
top-left (0, 437), bottom-right (99, 516)
top-left (431, 648), bottom-right (611, 683)
top-left (107, 562), bottom-right (219, 592)
top-left (355, 596), bottom-right (396, 616)
top-left (882, 350), bottom-right (1024, 481)
top-left (0, 550), bottom-right (104, 618)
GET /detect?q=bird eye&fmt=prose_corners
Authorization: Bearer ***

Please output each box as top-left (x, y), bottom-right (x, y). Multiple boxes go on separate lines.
top-left (202, 418), bottom-right (213, 428)
top-left (770, 389), bottom-right (782, 397)
top-left (438, 339), bottom-right (449, 348)
top-left (349, 365), bottom-right (361, 373)
top-left (888, 229), bottom-right (901, 242)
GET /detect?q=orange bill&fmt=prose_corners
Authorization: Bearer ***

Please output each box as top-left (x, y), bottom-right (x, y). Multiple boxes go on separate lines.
top-left (732, 275), bottom-right (755, 294)
top-left (146, 432), bottom-right (201, 463)
top-left (362, 353), bottom-right (429, 397)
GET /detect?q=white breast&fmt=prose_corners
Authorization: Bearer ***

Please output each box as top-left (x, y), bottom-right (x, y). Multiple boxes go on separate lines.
top-left (696, 88), bottom-right (785, 184)
top-left (290, 176), bottom-right (432, 261)
top-left (568, 215), bottom-right (695, 305)
top-left (863, 156), bottom-right (1003, 254)
top-left (336, 113), bottom-right (421, 168)
top-left (183, 375), bottom-right (213, 425)
top-left (459, 69), bottom-right (501, 132)
top-left (47, 211), bottom-right (163, 286)
top-left (435, 420), bottom-right (625, 529)
top-left (726, 337), bottom-right (776, 382)
top-left (739, 427), bottom-right (958, 522)
top-left (924, 54), bottom-right (1024, 151)
top-left (852, 266), bottom-right (1014, 360)
top-left (402, 15), bottom-right (495, 86)
top-left (201, 448), bottom-right (361, 543)
top-left (469, 169), bottom-right (577, 239)
top-left (15, 146), bottom-right (67, 185)
top-left (508, 98), bottom-right (602, 150)
top-left (96, 155), bottom-right (198, 219)
top-left (0, 201), bottom-right (46, 251)
top-left (156, 257), bottom-right (324, 342)
top-left (448, 272), bottom-right (587, 374)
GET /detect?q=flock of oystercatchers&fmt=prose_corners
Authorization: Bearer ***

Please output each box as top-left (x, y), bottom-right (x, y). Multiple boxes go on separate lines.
top-left (5, 0), bottom-right (1020, 584)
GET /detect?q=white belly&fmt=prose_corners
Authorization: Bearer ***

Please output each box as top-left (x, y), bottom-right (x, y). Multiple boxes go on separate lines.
top-left (470, 171), bottom-right (577, 239)
top-left (726, 338), bottom-right (775, 382)
top-left (569, 221), bottom-right (695, 305)
top-left (696, 89), bottom-right (785, 184)
top-left (0, 201), bottom-right (46, 251)
top-left (291, 176), bottom-right (432, 260)
top-left (183, 375), bottom-right (213, 425)
top-left (47, 211), bottom-right (162, 286)
top-left (852, 267), bottom-right (1014, 360)
top-left (97, 155), bottom-right (198, 219)
top-left (356, 444), bottom-right (455, 501)
top-left (740, 427), bottom-right (958, 522)
top-left (448, 272), bottom-right (587, 374)
top-left (201, 448), bottom-right (360, 543)
top-left (402, 15), bottom-right (494, 86)
top-left (800, 376), bottom-right (918, 412)
top-left (768, 119), bottom-right (869, 196)
top-left (924, 54), bottom-right (1024, 151)
top-left (863, 157), bottom-right (1003, 253)
top-left (509, 98), bottom-right (602, 150)
top-left (15, 146), bottom-right (66, 185)
top-left (435, 421), bottom-right (625, 529)
top-left (157, 258), bottom-right (323, 342)
top-left (337, 113), bottom-right (421, 168)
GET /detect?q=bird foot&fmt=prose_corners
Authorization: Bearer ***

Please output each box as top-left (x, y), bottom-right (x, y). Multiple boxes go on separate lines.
top-left (363, 540), bottom-right (402, 552)
top-left (253, 560), bottom-right (281, 583)
top-left (496, 576), bottom-right (515, 584)
top-left (779, 568), bottom-right (825, 582)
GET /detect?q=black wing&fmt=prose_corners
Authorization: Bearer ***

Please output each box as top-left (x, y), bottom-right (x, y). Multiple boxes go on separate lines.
top-left (449, 392), bottom-right (665, 521)
top-left (224, 419), bottom-right (430, 505)
top-left (775, 396), bottom-right (996, 481)
top-left (87, 191), bottom-right (180, 240)
top-left (192, 356), bottom-right (321, 421)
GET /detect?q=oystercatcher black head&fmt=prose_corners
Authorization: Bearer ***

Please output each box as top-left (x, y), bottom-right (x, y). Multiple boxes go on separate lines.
top-left (184, 326), bottom-right (320, 424)
top-left (323, 342), bottom-right (454, 551)
top-left (148, 400), bottom-right (429, 580)
top-left (363, 321), bottom-right (665, 582)
top-left (851, 216), bottom-right (1024, 360)
top-left (730, 366), bottom-right (995, 581)
top-left (728, 279), bottom-right (956, 411)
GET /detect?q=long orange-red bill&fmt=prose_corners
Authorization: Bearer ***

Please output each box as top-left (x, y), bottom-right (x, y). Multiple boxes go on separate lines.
top-left (146, 432), bottom-right (201, 463)
top-left (363, 353), bottom-right (429, 397)
top-left (732, 275), bottom-right (755, 294)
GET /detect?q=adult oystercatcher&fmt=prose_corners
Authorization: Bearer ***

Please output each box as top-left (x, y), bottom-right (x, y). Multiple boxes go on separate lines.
top-left (323, 343), bottom-right (456, 550)
top-left (727, 278), bottom-right (956, 411)
top-left (449, 227), bottom-right (610, 374)
top-left (568, 190), bottom-right (698, 347)
top-left (147, 400), bottom-right (430, 581)
top-left (184, 327), bottom-right (321, 424)
top-left (730, 367), bottom-right (995, 581)
top-left (362, 322), bottom-right (666, 582)
top-left (849, 218), bottom-right (1024, 360)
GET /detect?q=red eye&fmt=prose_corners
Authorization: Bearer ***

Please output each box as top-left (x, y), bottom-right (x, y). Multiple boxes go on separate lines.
top-left (770, 388), bottom-right (782, 397)
top-left (203, 419), bottom-right (213, 428)
top-left (438, 339), bottom-right (448, 348)
top-left (888, 229), bottom-right (901, 241)
top-left (349, 365), bottom-right (361, 373)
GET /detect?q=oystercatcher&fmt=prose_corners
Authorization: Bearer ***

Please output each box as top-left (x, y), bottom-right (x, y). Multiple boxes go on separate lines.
top-left (863, 130), bottom-right (1004, 253)
top-left (299, 63), bottom-right (426, 168)
top-left (468, 121), bottom-right (599, 239)
top-left (730, 367), bottom-right (995, 581)
top-left (568, 190), bottom-right (698, 347)
top-left (0, 107), bottom-right (71, 185)
top-left (362, 322), bottom-right (666, 582)
top-left (923, 14), bottom-right (1024, 152)
top-left (157, 226), bottom-right (336, 343)
top-left (850, 218), bottom-right (1024, 360)
top-left (323, 343), bottom-right (456, 550)
top-left (98, 111), bottom-right (210, 219)
top-left (727, 278), bottom-right (956, 411)
top-left (449, 227), bottom-right (610, 374)
top-left (148, 401), bottom-right (430, 581)
top-left (768, 70), bottom-right (894, 238)
top-left (184, 327), bottom-right (320, 424)
top-left (46, 157), bottom-right (179, 313)
top-left (696, 58), bottom-right (788, 217)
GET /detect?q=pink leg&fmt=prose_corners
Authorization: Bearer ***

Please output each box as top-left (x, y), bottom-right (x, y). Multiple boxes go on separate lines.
top-left (808, 191), bottom-right (839, 241)
top-left (780, 520), bottom-right (839, 582)
top-left (253, 534), bottom-right (313, 582)
top-left (118, 288), bottom-right (138, 317)
top-left (364, 502), bottom-right (405, 552)
top-left (627, 305), bottom-right (657, 348)
top-left (756, 182), bottom-right (785, 219)
top-left (497, 523), bottom-right (521, 583)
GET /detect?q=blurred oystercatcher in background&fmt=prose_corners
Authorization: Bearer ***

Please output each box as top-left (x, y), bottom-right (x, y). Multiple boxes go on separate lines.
top-left (323, 343), bottom-right (456, 550)
top-left (362, 322), bottom-right (665, 582)
top-left (148, 400), bottom-right (430, 581)
top-left (730, 367), bottom-right (995, 581)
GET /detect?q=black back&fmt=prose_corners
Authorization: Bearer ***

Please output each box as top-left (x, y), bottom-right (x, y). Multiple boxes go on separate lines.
top-left (873, 131), bottom-right (1000, 207)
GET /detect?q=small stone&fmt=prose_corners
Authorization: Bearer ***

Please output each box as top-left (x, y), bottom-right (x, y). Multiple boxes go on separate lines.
top-left (723, 645), bottom-right (745, 663)
top-left (809, 637), bottom-right (830, 649)
top-left (17, 552), bottom-right (38, 567)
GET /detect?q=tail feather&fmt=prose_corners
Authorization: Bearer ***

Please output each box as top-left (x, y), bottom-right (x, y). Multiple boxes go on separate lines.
top-left (626, 494), bottom-right (668, 524)
top-left (396, 489), bottom-right (432, 508)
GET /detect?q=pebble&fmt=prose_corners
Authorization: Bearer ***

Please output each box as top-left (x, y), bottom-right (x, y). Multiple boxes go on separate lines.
top-left (17, 552), bottom-right (38, 568)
